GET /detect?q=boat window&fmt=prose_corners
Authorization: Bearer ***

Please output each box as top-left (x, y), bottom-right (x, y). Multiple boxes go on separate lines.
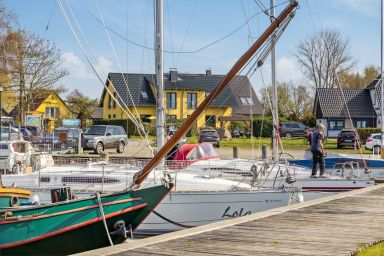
top-left (62, 176), bottom-right (119, 183)
top-left (0, 144), bottom-right (8, 150)
top-left (40, 177), bottom-right (50, 183)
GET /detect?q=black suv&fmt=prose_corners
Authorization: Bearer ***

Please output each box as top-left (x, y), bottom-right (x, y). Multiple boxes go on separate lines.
top-left (199, 129), bottom-right (220, 147)
top-left (280, 122), bottom-right (308, 138)
top-left (337, 129), bottom-right (360, 149)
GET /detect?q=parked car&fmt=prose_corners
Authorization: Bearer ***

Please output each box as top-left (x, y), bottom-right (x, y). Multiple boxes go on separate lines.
top-left (41, 127), bottom-right (83, 150)
top-left (20, 128), bottom-right (33, 141)
top-left (365, 133), bottom-right (382, 154)
top-left (83, 125), bottom-right (128, 154)
top-left (198, 129), bottom-right (220, 147)
top-left (166, 128), bottom-right (186, 144)
top-left (280, 122), bottom-right (308, 138)
top-left (337, 129), bottom-right (360, 149)
top-left (22, 126), bottom-right (40, 136)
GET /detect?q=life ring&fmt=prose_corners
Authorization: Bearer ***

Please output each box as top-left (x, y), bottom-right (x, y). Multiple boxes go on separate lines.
top-left (9, 196), bottom-right (19, 207)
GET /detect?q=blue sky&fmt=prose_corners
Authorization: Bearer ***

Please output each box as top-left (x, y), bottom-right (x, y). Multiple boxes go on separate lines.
top-left (2, 0), bottom-right (381, 99)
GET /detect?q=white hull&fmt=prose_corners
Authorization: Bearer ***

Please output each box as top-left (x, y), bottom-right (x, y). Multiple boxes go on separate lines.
top-left (137, 189), bottom-right (303, 234)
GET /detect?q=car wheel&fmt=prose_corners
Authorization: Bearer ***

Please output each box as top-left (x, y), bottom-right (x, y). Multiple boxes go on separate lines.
top-left (117, 141), bottom-right (125, 153)
top-left (95, 142), bottom-right (104, 154)
top-left (374, 145), bottom-right (381, 154)
top-left (337, 144), bottom-right (342, 149)
top-left (285, 133), bottom-right (292, 139)
top-left (216, 142), bottom-right (220, 148)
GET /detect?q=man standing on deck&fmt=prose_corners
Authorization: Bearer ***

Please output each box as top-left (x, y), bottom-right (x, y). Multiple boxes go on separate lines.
top-left (311, 123), bottom-right (326, 178)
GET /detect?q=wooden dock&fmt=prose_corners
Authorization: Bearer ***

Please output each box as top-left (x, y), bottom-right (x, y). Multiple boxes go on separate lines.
top-left (78, 184), bottom-right (384, 256)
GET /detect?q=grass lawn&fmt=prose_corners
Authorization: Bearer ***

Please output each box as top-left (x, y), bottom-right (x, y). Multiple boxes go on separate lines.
top-left (356, 242), bottom-right (384, 256)
top-left (129, 135), bottom-right (372, 154)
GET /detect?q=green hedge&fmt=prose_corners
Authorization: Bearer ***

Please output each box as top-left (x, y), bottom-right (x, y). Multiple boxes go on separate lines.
top-left (356, 128), bottom-right (381, 143)
top-left (252, 116), bottom-right (288, 138)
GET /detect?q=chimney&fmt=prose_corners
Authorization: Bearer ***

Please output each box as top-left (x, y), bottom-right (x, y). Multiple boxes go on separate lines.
top-left (169, 68), bottom-right (177, 82)
top-left (206, 69), bottom-right (212, 76)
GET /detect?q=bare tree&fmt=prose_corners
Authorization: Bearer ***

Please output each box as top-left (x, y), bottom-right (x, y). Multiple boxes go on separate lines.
top-left (0, 29), bottom-right (68, 124)
top-left (66, 89), bottom-right (98, 128)
top-left (295, 29), bottom-right (353, 89)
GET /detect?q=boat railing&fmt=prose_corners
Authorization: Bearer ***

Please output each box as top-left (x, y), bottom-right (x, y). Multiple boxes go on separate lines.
top-left (330, 161), bottom-right (361, 178)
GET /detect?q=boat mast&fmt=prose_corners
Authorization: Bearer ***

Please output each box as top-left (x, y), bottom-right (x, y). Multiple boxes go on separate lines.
top-left (155, 0), bottom-right (165, 165)
top-left (270, 0), bottom-right (278, 161)
top-left (381, 0), bottom-right (384, 158)
top-left (132, 1), bottom-right (299, 187)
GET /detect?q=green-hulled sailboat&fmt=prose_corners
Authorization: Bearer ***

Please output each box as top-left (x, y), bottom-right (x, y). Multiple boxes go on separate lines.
top-left (0, 182), bottom-right (172, 255)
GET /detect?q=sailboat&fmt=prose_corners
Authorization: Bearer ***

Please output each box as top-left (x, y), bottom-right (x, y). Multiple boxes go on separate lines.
top-left (1, 1), bottom-right (303, 236)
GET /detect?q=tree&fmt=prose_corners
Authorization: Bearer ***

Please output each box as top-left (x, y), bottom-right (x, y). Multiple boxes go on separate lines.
top-left (66, 89), bottom-right (98, 128)
top-left (295, 29), bottom-right (353, 89)
top-left (339, 65), bottom-right (379, 89)
top-left (0, 29), bottom-right (68, 124)
top-left (260, 82), bottom-right (313, 121)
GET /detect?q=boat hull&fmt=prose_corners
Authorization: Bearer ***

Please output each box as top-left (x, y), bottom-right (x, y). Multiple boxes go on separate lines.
top-left (0, 184), bottom-right (171, 256)
top-left (137, 189), bottom-right (302, 234)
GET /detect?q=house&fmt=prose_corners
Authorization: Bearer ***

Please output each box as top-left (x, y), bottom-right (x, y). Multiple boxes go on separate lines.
top-left (10, 92), bottom-right (72, 132)
top-left (100, 69), bottom-right (264, 130)
top-left (314, 86), bottom-right (377, 138)
top-left (77, 106), bottom-right (103, 128)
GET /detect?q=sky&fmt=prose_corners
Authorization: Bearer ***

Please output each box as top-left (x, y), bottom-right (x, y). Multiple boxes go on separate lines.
top-left (1, 0), bottom-right (382, 99)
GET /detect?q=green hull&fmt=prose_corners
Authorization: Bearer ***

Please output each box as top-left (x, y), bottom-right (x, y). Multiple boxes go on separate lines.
top-left (0, 183), bottom-right (171, 256)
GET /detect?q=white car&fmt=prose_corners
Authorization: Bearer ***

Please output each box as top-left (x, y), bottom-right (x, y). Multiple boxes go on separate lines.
top-left (365, 133), bottom-right (382, 153)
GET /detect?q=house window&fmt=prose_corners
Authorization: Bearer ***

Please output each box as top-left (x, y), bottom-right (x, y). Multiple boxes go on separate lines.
top-left (240, 97), bottom-right (253, 105)
top-left (112, 114), bottom-right (116, 119)
top-left (205, 115), bottom-right (216, 128)
top-left (113, 92), bottom-right (117, 108)
top-left (140, 115), bottom-right (151, 123)
top-left (329, 120), bottom-right (344, 130)
top-left (356, 120), bottom-right (367, 128)
top-left (108, 114), bottom-right (111, 119)
top-left (141, 91), bottom-right (149, 100)
top-left (45, 107), bottom-right (60, 118)
top-left (166, 92), bottom-right (177, 109)
top-left (166, 115), bottom-right (177, 122)
top-left (108, 94), bottom-right (112, 109)
top-left (187, 93), bottom-right (197, 109)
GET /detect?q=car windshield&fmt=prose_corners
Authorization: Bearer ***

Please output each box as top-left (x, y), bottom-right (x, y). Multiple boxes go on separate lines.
top-left (202, 130), bottom-right (217, 136)
top-left (85, 126), bottom-right (106, 135)
top-left (342, 131), bottom-right (355, 136)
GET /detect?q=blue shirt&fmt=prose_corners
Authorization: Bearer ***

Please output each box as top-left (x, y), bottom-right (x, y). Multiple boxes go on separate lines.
top-left (311, 131), bottom-right (323, 152)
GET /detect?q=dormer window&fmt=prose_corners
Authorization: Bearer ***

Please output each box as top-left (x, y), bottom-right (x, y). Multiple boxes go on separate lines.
top-left (240, 97), bottom-right (253, 105)
top-left (141, 91), bottom-right (148, 100)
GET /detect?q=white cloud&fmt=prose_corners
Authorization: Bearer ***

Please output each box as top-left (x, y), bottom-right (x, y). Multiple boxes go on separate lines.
top-left (94, 56), bottom-right (113, 76)
top-left (62, 52), bottom-right (93, 80)
top-left (332, 0), bottom-right (378, 15)
top-left (276, 57), bottom-right (303, 82)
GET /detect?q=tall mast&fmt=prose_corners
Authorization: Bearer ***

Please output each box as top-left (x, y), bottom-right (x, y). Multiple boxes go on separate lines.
top-left (270, 0), bottom-right (278, 161)
top-left (155, 0), bottom-right (165, 164)
top-left (381, 0), bottom-right (384, 157)
top-left (132, 1), bottom-right (299, 187)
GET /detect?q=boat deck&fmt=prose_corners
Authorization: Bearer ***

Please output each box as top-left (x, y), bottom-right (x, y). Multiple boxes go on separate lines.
top-left (78, 184), bottom-right (384, 256)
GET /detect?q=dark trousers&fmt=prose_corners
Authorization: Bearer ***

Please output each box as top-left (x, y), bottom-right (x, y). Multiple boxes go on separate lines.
top-left (311, 151), bottom-right (325, 176)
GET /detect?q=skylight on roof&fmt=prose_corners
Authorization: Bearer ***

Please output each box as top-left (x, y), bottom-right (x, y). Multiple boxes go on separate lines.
top-left (141, 91), bottom-right (148, 100)
top-left (240, 97), bottom-right (254, 105)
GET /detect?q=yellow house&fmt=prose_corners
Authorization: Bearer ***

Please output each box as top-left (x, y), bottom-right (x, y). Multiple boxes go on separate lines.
top-left (25, 93), bottom-right (72, 132)
top-left (100, 70), bottom-right (263, 132)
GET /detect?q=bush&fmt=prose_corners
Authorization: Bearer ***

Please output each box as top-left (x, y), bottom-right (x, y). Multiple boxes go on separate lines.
top-left (356, 128), bottom-right (381, 143)
top-left (252, 116), bottom-right (288, 138)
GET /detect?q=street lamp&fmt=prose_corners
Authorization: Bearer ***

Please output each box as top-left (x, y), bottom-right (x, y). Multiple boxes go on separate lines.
top-left (0, 84), bottom-right (3, 141)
